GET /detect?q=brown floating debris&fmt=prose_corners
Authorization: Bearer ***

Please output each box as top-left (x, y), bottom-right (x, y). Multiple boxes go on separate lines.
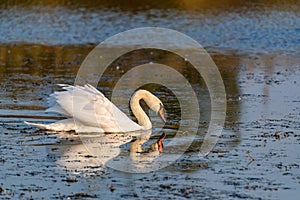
top-left (211, 149), bottom-right (228, 157)
top-left (274, 131), bottom-right (290, 140)
top-left (110, 184), bottom-right (115, 192)
top-left (159, 184), bottom-right (171, 190)
top-left (62, 178), bottom-right (78, 183)
top-left (246, 150), bottom-right (254, 161)
top-left (51, 147), bottom-right (59, 151)
top-left (68, 193), bottom-right (96, 198)
top-left (275, 132), bottom-right (282, 140)
top-left (211, 150), bottom-right (229, 154)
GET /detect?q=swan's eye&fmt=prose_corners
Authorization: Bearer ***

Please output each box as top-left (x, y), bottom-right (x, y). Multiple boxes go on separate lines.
top-left (159, 103), bottom-right (164, 109)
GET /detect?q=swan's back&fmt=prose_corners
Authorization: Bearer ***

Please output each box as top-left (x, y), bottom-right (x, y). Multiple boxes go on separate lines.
top-left (47, 84), bottom-right (142, 132)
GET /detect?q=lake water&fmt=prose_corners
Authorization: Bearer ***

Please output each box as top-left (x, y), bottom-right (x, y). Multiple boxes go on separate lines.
top-left (0, 1), bottom-right (299, 199)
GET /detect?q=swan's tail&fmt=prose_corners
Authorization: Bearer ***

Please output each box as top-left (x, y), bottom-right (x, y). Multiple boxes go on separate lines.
top-left (24, 119), bottom-right (76, 132)
top-left (24, 121), bottom-right (49, 130)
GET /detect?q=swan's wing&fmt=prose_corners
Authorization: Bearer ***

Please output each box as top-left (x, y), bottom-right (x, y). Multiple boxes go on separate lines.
top-left (46, 85), bottom-right (72, 117)
top-left (48, 84), bottom-right (142, 132)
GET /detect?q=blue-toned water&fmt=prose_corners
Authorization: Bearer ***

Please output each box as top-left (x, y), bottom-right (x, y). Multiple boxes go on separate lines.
top-left (0, 1), bottom-right (299, 53)
top-left (0, 1), bottom-right (299, 199)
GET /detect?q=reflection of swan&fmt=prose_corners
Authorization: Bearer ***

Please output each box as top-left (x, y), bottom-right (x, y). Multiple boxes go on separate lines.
top-left (25, 84), bottom-right (166, 132)
top-left (55, 130), bottom-right (166, 173)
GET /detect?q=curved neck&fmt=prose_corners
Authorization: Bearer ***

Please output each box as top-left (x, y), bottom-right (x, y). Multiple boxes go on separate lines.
top-left (130, 90), bottom-right (153, 130)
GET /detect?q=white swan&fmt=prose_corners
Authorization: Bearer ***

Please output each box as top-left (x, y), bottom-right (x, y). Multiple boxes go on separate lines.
top-left (25, 84), bottom-right (166, 132)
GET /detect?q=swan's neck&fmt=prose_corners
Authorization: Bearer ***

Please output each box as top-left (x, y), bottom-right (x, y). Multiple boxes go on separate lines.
top-left (130, 90), bottom-right (153, 130)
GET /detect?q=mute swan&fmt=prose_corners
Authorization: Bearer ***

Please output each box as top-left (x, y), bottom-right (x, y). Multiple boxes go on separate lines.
top-left (25, 84), bottom-right (166, 132)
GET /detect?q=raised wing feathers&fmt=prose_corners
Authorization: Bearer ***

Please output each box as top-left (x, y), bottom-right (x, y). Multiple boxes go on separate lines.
top-left (46, 84), bottom-right (141, 132)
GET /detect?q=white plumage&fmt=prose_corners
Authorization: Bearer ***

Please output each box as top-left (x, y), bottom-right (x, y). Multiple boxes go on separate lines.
top-left (25, 84), bottom-right (166, 133)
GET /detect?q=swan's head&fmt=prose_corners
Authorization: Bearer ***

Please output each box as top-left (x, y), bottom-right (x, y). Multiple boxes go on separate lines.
top-left (144, 91), bottom-right (166, 123)
top-left (157, 103), bottom-right (166, 123)
top-left (148, 101), bottom-right (166, 124)
top-left (131, 90), bottom-right (167, 123)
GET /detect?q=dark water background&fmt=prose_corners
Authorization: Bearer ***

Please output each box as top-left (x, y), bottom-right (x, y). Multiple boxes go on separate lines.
top-left (0, 0), bottom-right (299, 199)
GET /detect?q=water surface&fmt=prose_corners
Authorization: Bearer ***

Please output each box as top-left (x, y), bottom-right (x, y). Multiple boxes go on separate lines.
top-left (0, 1), bottom-right (299, 199)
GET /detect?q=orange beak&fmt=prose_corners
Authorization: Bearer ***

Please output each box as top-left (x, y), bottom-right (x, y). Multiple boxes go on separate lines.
top-left (158, 105), bottom-right (166, 123)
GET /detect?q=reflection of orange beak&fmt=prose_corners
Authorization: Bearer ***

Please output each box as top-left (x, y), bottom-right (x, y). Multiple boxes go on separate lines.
top-left (157, 132), bottom-right (166, 152)
top-left (158, 106), bottom-right (166, 123)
